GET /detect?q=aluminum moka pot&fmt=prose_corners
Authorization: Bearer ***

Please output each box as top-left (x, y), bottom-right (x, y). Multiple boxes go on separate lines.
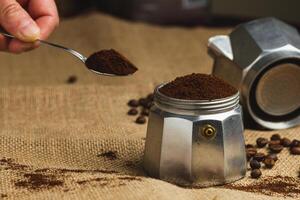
top-left (208, 17), bottom-right (300, 130)
top-left (143, 85), bottom-right (246, 186)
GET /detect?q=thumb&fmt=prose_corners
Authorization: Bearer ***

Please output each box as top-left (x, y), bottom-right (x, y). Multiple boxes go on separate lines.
top-left (0, 0), bottom-right (40, 42)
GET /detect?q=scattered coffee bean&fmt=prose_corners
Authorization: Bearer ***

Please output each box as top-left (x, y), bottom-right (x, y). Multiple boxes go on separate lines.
top-left (144, 102), bottom-right (153, 109)
top-left (128, 100), bottom-right (139, 107)
top-left (66, 75), bottom-right (77, 84)
top-left (246, 148), bottom-right (257, 160)
top-left (270, 134), bottom-right (281, 141)
top-left (263, 157), bottom-right (275, 169)
top-left (266, 154), bottom-right (278, 162)
top-left (253, 153), bottom-right (266, 162)
top-left (290, 147), bottom-right (300, 155)
top-left (247, 148), bottom-right (257, 154)
top-left (290, 139), bottom-right (300, 148)
top-left (269, 144), bottom-right (284, 153)
top-left (127, 93), bottom-right (154, 125)
top-left (141, 109), bottom-right (150, 116)
top-left (245, 136), bottom-right (299, 180)
top-left (246, 144), bottom-right (255, 149)
top-left (268, 140), bottom-right (281, 146)
top-left (136, 116), bottom-right (146, 124)
top-left (147, 94), bottom-right (154, 101)
top-left (256, 137), bottom-right (268, 148)
top-left (251, 169), bottom-right (262, 179)
top-left (128, 108), bottom-right (138, 116)
top-left (138, 98), bottom-right (148, 107)
top-left (246, 154), bottom-right (253, 161)
top-left (281, 137), bottom-right (292, 147)
top-left (250, 159), bottom-right (261, 169)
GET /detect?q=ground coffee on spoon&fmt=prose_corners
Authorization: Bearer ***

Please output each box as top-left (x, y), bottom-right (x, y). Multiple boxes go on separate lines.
top-left (85, 49), bottom-right (138, 76)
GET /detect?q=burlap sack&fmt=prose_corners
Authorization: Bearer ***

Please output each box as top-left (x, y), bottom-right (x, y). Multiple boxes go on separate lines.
top-left (0, 13), bottom-right (299, 200)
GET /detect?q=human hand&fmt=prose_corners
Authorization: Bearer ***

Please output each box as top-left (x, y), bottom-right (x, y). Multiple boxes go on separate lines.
top-left (0, 0), bottom-right (59, 53)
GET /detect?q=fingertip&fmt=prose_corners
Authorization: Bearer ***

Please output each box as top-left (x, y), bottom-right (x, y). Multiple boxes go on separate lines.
top-left (0, 1), bottom-right (40, 42)
top-left (8, 39), bottom-right (36, 53)
top-left (18, 20), bottom-right (41, 42)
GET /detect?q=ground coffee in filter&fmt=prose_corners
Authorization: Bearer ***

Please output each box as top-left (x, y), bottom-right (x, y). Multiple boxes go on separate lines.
top-left (159, 73), bottom-right (237, 100)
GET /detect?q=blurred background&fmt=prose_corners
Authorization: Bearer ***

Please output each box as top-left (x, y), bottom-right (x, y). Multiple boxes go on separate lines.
top-left (55, 0), bottom-right (300, 26)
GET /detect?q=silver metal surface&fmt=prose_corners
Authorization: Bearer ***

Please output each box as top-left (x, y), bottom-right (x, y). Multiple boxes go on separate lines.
top-left (155, 85), bottom-right (240, 115)
top-left (208, 17), bottom-right (300, 129)
top-left (143, 85), bottom-right (246, 186)
top-left (256, 63), bottom-right (300, 116)
top-left (0, 30), bottom-right (117, 77)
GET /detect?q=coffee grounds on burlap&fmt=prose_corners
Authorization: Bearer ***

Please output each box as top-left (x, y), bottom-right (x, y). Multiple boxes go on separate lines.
top-left (224, 176), bottom-right (300, 197)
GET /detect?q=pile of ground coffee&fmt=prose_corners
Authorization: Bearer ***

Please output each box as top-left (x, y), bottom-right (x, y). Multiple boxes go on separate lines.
top-left (159, 73), bottom-right (237, 100)
top-left (85, 49), bottom-right (138, 76)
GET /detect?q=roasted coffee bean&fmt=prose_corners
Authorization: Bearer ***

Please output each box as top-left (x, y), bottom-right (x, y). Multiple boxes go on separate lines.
top-left (136, 116), bottom-right (146, 124)
top-left (251, 169), bottom-right (262, 179)
top-left (144, 102), bottom-right (153, 109)
top-left (127, 108), bottom-right (138, 116)
top-left (290, 147), bottom-right (300, 155)
top-left (270, 134), bottom-right (281, 141)
top-left (141, 109), bottom-right (150, 116)
top-left (139, 98), bottom-right (148, 107)
top-left (246, 153), bottom-right (253, 161)
top-left (263, 157), bottom-right (275, 169)
top-left (290, 139), bottom-right (300, 148)
top-left (281, 137), bottom-right (291, 147)
top-left (246, 144), bottom-right (255, 149)
top-left (66, 75), bottom-right (77, 84)
top-left (246, 148), bottom-right (257, 154)
top-left (250, 159), bottom-right (261, 169)
top-left (253, 153), bottom-right (265, 162)
top-left (128, 99), bottom-right (139, 107)
top-left (246, 147), bottom-right (257, 152)
top-left (266, 154), bottom-right (278, 162)
top-left (246, 148), bottom-right (257, 160)
top-left (269, 144), bottom-right (284, 153)
top-left (256, 137), bottom-right (268, 148)
top-left (268, 140), bottom-right (281, 146)
top-left (147, 93), bottom-right (154, 101)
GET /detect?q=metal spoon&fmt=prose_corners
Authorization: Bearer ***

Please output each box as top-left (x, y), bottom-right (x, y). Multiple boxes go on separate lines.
top-left (0, 30), bottom-right (118, 76)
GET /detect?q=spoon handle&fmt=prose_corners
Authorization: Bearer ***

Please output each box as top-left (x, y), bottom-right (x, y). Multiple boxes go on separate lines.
top-left (38, 40), bottom-right (87, 63)
top-left (0, 28), bottom-right (87, 63)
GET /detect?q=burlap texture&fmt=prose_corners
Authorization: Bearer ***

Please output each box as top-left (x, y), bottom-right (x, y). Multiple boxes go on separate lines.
top-left (0, 13), bottom-right (299, 200)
